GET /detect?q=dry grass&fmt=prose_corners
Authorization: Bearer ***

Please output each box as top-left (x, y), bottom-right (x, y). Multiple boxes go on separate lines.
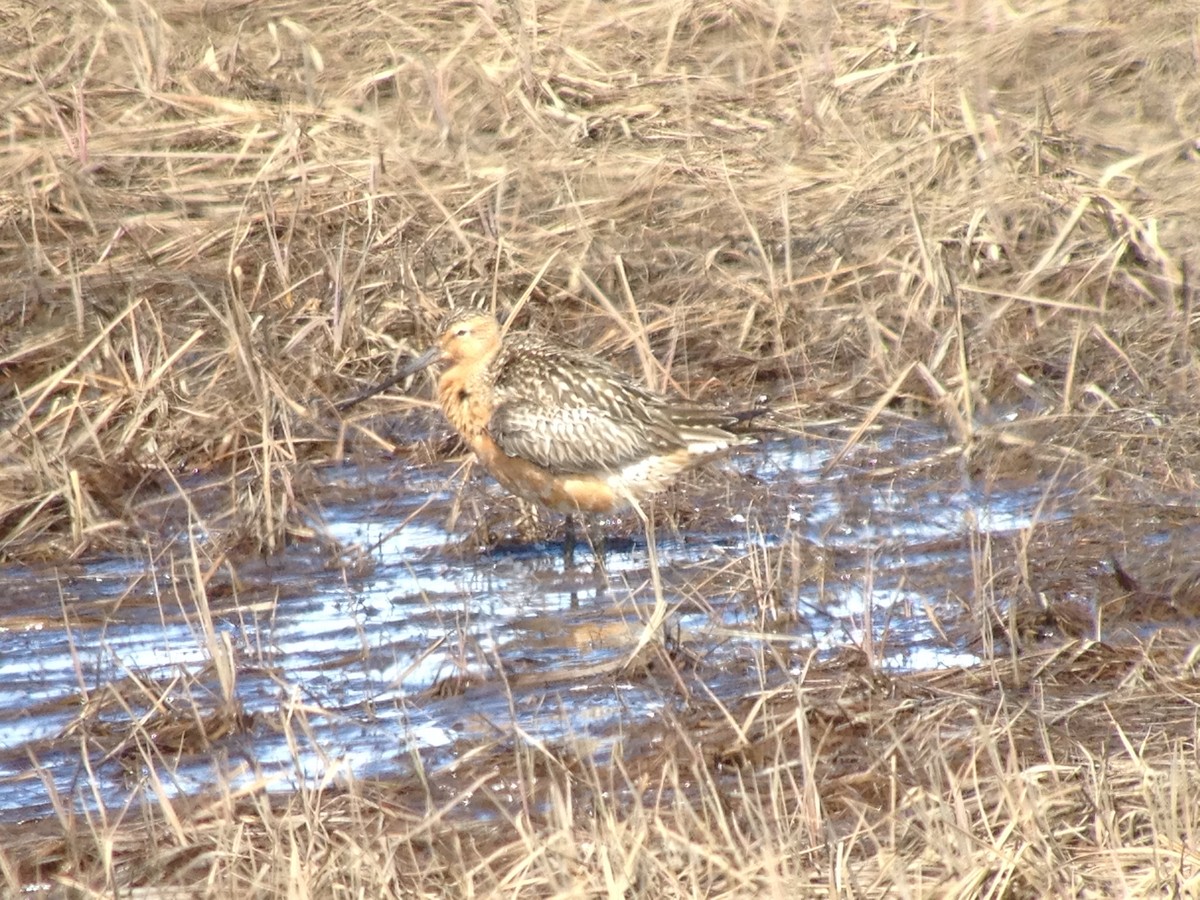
top-left (4, 629), bottom-right (1199, 896)
top-left (3, 0), bottom-right (1197, 561)
top-left (2, 0), bottom-right (1199, 895)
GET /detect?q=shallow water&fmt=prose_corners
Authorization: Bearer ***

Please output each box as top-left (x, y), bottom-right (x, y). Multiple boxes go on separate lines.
top-left (0, 422), bottom-right (1091, 820)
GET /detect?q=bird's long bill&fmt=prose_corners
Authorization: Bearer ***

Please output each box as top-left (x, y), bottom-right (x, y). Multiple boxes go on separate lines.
top-left (335, 345), bottom-right (442, 412)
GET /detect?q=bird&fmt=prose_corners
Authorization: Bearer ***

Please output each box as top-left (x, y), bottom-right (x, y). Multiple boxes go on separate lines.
top-left (342, 308), bottom-right (760, 564)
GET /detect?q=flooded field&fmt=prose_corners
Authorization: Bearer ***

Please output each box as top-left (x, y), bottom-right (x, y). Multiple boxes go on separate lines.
top-left (0, 417), bottom-right (1127, 823)
top-left (5, 0), bottom-right (1199, 889)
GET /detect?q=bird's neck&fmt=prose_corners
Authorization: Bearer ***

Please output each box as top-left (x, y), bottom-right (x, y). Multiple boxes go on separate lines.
top-left (437, 351), bottom-right (498, 440)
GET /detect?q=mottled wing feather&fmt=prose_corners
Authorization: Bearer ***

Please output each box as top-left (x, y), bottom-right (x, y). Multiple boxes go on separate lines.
top-left (487, 337), bottom-right (685, 474)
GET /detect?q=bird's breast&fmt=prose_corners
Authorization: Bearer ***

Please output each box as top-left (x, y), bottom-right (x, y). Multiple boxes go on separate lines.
top-left (437, 363), bottom-right (492, 443)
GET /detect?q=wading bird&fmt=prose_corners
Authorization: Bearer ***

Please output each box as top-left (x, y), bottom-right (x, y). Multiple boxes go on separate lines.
top-left (341, 309), bottom-right (759, 564)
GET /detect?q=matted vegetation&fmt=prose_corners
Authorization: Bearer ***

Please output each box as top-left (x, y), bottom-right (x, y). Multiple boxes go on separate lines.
top-left (2, 0), bottom-right (1199, 895)
top-left (3, 634), bottom-right (1199, 896)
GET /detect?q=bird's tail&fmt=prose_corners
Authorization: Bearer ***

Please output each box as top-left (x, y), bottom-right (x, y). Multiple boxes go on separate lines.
top-left (672, 401), bottom-right (770, 453)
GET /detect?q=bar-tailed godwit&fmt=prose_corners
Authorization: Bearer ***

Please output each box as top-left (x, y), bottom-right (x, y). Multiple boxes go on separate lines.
top-left (344, 309), bottom-right (759, 559)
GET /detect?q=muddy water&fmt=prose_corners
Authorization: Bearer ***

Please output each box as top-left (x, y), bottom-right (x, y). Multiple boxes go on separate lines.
top-left (0, 422), bottom-right (1075, 821)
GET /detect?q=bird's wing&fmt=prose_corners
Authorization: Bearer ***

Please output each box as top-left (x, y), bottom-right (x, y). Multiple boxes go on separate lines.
top-left (487, 342), bottom-right (683, 474)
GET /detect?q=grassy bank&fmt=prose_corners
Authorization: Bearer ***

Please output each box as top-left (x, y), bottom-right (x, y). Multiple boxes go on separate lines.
top-left (2, 0), bottom-right (1198, 894)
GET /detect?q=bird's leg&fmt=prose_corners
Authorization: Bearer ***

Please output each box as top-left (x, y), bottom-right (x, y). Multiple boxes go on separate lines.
top-left (563, 513), bottom-right (577, 569)
top-left (585, 514), bottom-right (608, 576)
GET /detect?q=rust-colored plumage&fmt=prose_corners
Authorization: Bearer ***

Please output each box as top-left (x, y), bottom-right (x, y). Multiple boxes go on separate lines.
top-left (411, 309), bottom-right (756, 516)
